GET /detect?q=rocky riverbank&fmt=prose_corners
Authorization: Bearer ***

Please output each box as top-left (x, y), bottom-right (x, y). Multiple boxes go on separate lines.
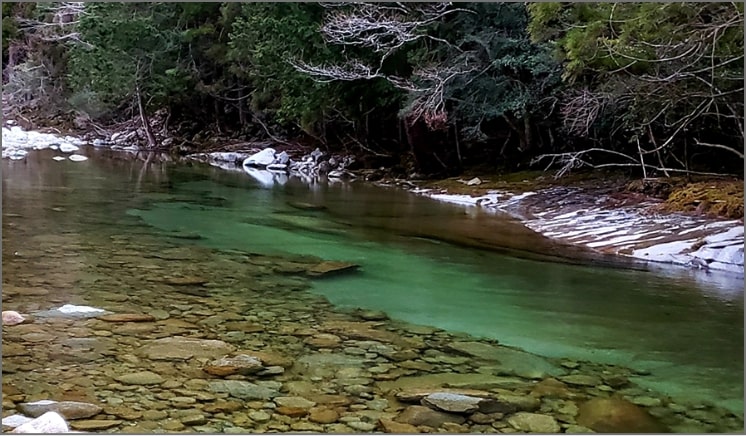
top-left (3, 122), bottom-right (744, 277)
top-left (2, 229), bottom-right (743, 434)
top-left (398, 176), bottom-right (744, 277)
top-left (3, 123), bottom-right (744, 433)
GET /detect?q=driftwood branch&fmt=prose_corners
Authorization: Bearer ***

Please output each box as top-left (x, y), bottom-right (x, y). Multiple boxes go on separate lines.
top-left (532, 148), bottom-right (738, 179)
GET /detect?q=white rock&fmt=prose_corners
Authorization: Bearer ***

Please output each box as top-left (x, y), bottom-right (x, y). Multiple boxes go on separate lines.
top-left (57, 304), bottom-right (106, 315)
top-left (466, 177), bottom-right (482, 186)
top-left (266, 163), bottom-right (287, 172)
top-left (243, 148), bottom-right (276, 167)
top-left (2, 310), bottom-right (26, 325)
top-left (58, 143), bottom-right (79, 153)
top-left (68, 154), bottom-right (88, 162)
top-left (2, 415), bottom-right (34, 428)
top-left (11, 411), bottom-right (69, 433)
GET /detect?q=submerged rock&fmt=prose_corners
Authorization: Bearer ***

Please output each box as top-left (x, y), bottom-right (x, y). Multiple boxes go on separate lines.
top-left (98, 313), bottom-right (156, 323)
top-left (208, 380), bottom-right (280, 400)
top-left (114, 371), bottom-right (164, 385)
top-left (306, 261), bottom-right (360, 278)
top-left (69, 420), bottom-right (122, 431)
top-left (18, 400), bottom-right (102, 420)
top-left (507, 412), bottom-right (561, 433)
top-left (395, 405), bottom-right (465, 428)
top-left (2, 310), bottom-right (26, 325)
top-left (577, 396), bottom-right (667, 433)
top-left (446, 341), bottom-right (564, 379)
top-left (421, 392), bottom-right (486, 414)
top-left (138, 336), bottom-right (235, 361)
top-left (203, 354), bottom-right (264, 376)
top-left (34, 304), bottom-right (109, 319)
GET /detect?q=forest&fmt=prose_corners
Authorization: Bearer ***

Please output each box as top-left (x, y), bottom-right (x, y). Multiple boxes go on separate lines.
top-left (2, 2), bottom-right (744, 178)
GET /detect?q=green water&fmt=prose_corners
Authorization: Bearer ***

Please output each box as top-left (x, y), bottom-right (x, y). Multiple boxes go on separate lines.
top-left (3, 149), bottom-right (744, 415)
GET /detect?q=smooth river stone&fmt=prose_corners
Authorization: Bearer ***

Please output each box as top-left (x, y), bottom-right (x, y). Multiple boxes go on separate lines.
top-left (69, 420), bottom-right (123, 431)
top-left (115, 371), bottom-right (164, 385)
top-left (577, 397), bottom-right (667, 433)
top-left (559, 374), bottom-right (602, 387)
top-left (138, 336), bottom-right (235, 360)
top-left (208, 380), bottom-right (279, 400)
top-left (18, 400), bottom-right (102, 419)
top-left (274, 396), bottom-right (316, 409)
top-left (2, 310), bottom-right (26, 325)
top-left (395, 405), bottom-right (465, 428)
top-left (507, 412), bottom-right (561, 433)
top-left (203, 354), bottom-right (263, 376)
top-left (446, 341), bottom-right (564, 379)
top-left (98, 313), bottom-right (156, 322)
top-left (421, 392), bottom-right (485, 413)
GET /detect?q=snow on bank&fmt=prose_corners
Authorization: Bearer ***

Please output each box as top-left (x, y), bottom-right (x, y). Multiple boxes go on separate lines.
top-left (413, 186), bottom-right (744, 275)
top-left (2, 124), bottom-right (90, 161)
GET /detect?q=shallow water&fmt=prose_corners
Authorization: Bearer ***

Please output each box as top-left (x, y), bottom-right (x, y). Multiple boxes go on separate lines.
top-left (2, 149), bottom-right (744, 427)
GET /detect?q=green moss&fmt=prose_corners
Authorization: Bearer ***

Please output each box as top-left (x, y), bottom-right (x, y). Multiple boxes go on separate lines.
top-left (660, 180), bottom-right (744, 219)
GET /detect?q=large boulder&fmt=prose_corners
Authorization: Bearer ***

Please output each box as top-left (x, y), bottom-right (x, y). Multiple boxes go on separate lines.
top-left (242, 148), bottom-right (277, 167)
top-left (577, 397), bottom-right (667, 433)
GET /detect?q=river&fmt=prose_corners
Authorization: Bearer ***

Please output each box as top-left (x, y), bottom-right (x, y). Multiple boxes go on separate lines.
top-left (2, 147), bottom-right (743, 432)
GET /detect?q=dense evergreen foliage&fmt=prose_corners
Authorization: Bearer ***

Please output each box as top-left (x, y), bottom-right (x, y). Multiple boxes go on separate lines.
top-left (2, 2), bottom-right (743, 177)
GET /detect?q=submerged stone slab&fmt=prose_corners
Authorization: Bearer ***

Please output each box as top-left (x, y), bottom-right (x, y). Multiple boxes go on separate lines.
top-left (306, 261), bottom-right (360, 278)
top-left (115, 371), bottom-right (164, 385)
top-left (138, 336), bottom-right (235, 360)
top-left (421, 392), bottom-right (485, 414)
top-left (446, 341), bottom-right (564, 379)
top-left (377, 373), bottom-right (529, 394)
top-left (208, 380), bottom-right (280, 400)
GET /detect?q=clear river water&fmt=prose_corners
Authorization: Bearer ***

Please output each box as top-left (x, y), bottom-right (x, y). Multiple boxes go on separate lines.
top-left (2, 148), bottom-right (743, 431)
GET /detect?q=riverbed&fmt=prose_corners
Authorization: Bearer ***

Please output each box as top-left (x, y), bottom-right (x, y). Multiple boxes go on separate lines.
top-left (2, 141), bottom-right (744, 433)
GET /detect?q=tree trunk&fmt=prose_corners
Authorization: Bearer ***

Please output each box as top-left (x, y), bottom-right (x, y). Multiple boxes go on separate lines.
top-left (136, 83), bottom-right (157, 149)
